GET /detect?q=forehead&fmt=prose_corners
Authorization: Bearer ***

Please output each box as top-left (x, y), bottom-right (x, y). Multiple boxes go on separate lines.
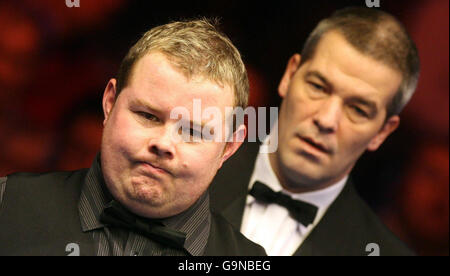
top-left (303, 31), bottom-right (402, 107)
top-left (126, 52), bottom-right (234, 112)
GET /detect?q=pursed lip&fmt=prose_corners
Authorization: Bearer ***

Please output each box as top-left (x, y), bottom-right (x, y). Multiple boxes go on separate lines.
top-left (139, 161), bottom-right (171, 175)
top-left (297, 134), bottom-right (332, 155)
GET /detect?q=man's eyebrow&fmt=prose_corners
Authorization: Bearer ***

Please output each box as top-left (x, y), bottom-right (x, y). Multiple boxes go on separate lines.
top-left (305, 71), bottom-right (333, 89)
top-left (305, 71), bottom-right (379, 115)
top-left (129, 98), bottom-right (161, 114)
top-left (131, 98), bottom-right (209, 128)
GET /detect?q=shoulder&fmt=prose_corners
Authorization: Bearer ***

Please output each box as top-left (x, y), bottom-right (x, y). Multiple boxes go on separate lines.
top-left (2, 169), bottom-right (89, 209)
top-left (205, 211), bottom-right (266, 256)
top-left (0, 177), bottom-right (6, 205)
top-left (320, 182), bottom-right (415, 256)
top-left (349, 190), bottom-right (415, 255)
top-left (0, 169), bottom-right (91, 255)
top-left (7, 170), bottom-right (87, 183)
top-left (210, 141), bottom-right (260, 213)
top-left (5, 170), bottom-right (89, 189)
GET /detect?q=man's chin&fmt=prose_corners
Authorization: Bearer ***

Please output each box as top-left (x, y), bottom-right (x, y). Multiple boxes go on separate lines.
top-left (128, 183), bottom-right (167, 206)
top-left (282, 177), bottom-right (323, 192)
top-left (121, 190), bottom-right (174, 218)
top-left (281, 163), bottom-right (332, 191)
top-left (282, 157), bottom-right (322, 178)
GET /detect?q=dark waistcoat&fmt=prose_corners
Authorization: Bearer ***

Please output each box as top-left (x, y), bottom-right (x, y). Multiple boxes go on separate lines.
top-left (0, 170), bottom-right (265, 256)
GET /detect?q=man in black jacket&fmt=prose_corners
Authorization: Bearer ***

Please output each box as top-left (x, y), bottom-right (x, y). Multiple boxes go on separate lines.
top-left (0, 19), bottom-right (265, 256)
top-left (210, 7), bottom-right (419, 256)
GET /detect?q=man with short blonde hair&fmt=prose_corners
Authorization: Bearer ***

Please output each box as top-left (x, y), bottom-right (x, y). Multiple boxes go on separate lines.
top-left (116, 18), bottom-right (249, 109)
top-left (0, 18), bottom-right (265, 256)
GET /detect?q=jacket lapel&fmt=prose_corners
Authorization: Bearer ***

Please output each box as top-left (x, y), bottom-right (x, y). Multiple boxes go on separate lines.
top-left (210, 141), bottom-right (260, 229)
top-left (222, 193), bottom-right (248, 229)
top-left (293, 179), bottom-right (364, 256)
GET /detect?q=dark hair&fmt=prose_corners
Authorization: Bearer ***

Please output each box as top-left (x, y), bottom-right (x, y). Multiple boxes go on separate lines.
top-left (300, 7), bottom-right (420, 118)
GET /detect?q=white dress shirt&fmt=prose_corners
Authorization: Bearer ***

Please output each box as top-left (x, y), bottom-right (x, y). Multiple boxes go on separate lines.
top-left (240, 132), bottom-right (347, 256)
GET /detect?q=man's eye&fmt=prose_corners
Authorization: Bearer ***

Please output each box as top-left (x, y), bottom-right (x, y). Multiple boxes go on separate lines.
top-left (137, 112), bottom-right (158, 121)
top-left (308, 82), bottom-right (325, 92)
top-left (351, 106), bottom-right (369, 118)
top-left (307, 82), bottom-right (329, 97)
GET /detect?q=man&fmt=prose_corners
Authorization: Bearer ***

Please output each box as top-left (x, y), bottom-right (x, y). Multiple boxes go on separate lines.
top-left (0, 19), bottom-right (265, 256)
top-left (210, 7), bottom-right (419, 256)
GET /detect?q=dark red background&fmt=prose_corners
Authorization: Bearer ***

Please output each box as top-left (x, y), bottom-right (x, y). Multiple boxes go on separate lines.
top-left (0, 0), bottom-right (448, 255)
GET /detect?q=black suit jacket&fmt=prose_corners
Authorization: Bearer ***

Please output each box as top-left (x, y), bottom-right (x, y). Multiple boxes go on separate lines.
top-left (209, 142), bottom-right (414, 256)
top-left (0, 169), bottom-right (266, 256)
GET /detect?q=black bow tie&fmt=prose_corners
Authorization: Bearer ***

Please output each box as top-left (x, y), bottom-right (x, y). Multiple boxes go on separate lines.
top-left (249, 181), bottom-right (318, 226)
top-left (99, 201), bottom-right (186, 249)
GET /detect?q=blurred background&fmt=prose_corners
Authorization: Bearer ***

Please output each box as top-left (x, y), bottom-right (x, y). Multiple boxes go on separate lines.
top-left (0, 0), bottom-right (447, 255)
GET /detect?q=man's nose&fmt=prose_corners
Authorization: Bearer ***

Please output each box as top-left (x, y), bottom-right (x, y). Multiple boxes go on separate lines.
top-left (147, 126), bottom-right (176, 159)
top-left (313, 97), bottom-right (342, 134)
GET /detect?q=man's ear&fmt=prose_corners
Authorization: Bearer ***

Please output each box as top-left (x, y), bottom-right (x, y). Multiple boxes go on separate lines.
top-left (367, 115), bottom-right (400, 151)
top-left (102, 79), bottom-right (118, 126)
top-left (278, 54), bottom-right (301, 98)
top-left (219, 124), bottom-right (247, 168)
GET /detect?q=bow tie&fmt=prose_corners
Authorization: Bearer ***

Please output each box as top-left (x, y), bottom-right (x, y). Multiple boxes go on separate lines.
top-left (99, 200), bottom-right (186, 249)
top-left (249, 181), bottom-right (318, 226)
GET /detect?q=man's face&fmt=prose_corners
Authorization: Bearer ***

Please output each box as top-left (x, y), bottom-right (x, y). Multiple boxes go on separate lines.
top-left (101, 52), bottom-right (240, 218)
top-left (272, 31), bottom-right (402, 192)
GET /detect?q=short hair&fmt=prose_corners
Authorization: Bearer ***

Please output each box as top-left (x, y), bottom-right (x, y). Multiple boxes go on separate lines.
top-left (116, 18), bottom-right (249, 109)
top-left (299, 7), bottom-right (420, 118)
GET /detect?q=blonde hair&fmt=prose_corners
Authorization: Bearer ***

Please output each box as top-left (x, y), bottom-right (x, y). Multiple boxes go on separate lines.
top-left (116, 18), bottom-right (249, 108)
